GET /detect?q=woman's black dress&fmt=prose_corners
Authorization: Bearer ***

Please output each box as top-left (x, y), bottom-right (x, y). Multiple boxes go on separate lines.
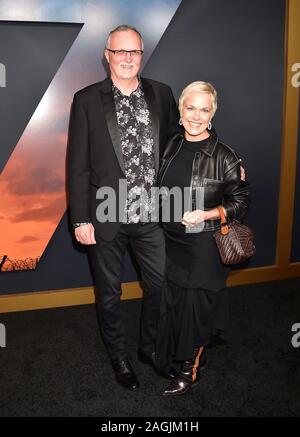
top-left (156, 137), bottom-right (230, 374)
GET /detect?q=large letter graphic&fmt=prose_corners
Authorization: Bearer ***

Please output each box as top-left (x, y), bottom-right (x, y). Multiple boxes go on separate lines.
top-left (0, 0), bottom-right (181, 271)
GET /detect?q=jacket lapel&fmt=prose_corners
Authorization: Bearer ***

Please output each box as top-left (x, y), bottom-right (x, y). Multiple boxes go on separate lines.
top-left (99, 78), bottom-right (125, 174)
top-left (141, 78), bottom-right (160, 174)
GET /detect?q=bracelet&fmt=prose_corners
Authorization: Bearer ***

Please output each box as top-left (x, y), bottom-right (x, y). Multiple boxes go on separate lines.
top-left (73, 222), bottom-right (91, 228)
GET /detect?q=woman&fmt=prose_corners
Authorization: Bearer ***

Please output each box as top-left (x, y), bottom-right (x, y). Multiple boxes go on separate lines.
top-left (155, 81), bottom-right (251, 396)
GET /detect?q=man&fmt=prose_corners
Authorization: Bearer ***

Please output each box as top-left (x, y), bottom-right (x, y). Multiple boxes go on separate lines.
top-left (67, 25), bottom-right (180, 390)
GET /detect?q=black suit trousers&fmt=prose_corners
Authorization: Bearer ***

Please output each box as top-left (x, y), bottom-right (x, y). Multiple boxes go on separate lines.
top-left (88, 223), bottom-right (166, 360)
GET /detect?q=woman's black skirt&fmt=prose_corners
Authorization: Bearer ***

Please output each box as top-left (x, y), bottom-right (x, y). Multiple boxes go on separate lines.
top-left (156, 226), bottom-right (230, 373)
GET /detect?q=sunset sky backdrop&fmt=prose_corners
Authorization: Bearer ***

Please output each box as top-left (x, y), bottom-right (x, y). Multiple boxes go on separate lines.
top-left (0, 0), bottom-right (181, 270)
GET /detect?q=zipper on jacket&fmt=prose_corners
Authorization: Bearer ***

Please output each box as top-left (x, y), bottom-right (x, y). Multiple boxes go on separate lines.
top-left (189, 151), bottom-right (202, 211)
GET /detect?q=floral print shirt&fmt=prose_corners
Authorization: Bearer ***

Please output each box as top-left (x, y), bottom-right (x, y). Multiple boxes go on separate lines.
top-left (113, 83), bottom-right (156, 223)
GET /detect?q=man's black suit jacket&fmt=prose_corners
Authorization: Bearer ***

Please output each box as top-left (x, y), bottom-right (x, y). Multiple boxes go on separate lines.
top-left (67, 76), bottom-right (180, 241)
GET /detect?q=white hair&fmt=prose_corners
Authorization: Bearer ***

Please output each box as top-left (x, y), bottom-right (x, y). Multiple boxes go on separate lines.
top-left (106, 25), bottom-right (144, 50)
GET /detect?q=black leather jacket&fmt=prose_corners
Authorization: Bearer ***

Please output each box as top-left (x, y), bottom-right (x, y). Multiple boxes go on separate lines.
top-left (157, 130), bottom-right (251, 232)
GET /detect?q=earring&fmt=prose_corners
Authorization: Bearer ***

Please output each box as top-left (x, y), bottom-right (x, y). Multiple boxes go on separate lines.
top-left (208, 121), bottom-right (212, 130)
top-left (179, 117), bottom-right (183, 126)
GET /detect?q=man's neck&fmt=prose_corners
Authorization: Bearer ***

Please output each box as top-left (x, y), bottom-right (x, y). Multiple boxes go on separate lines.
top-left (111, 76), bottom-right (139, 96)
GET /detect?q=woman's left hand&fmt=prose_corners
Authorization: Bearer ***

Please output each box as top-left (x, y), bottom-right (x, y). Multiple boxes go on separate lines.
top-left (182, 210), bottom-right (205, 227)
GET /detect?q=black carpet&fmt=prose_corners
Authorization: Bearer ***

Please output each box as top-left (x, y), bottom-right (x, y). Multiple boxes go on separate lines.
top-left (0, 278), bottom-right (299, 417)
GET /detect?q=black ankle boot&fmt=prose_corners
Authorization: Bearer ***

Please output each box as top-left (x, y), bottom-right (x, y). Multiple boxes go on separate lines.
top-left (162, 347), bottom-right (204, 396)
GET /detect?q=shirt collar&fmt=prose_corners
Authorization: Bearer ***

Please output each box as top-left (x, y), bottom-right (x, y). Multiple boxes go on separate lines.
top-left (112, 80), bottom-right (142, 97)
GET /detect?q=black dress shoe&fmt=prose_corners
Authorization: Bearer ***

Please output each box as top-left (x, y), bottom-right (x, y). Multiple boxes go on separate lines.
top-left (162, 372), bottom-right (201, 396)
top-left (162, 347), bottom-right (206, 396)
top-left (137, 350), bottom-right (177, 379)
top-left (112, 357), bottom-right (139, 391)
top-left (162, 360), bottom-right (201, 396)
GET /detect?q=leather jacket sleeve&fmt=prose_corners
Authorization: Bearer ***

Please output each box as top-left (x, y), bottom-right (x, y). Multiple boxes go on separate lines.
top-left (222, 158), bottom-right (251, 221)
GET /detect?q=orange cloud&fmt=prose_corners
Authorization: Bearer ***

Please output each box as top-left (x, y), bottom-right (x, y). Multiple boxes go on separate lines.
top-left (6, 167), bottom-right (64, 196)
top-left (16, 235), bottom-right (39, 243)
top-left (11, 195), bottom-right (66, 224)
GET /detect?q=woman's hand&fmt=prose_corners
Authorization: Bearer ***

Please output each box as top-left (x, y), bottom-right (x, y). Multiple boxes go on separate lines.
top-left (182, 207), bottom-right (224, 227)
top-left (182, 210), bottom-right (205, 227)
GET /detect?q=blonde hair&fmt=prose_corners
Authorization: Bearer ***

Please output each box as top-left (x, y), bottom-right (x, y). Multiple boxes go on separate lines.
top-left (178, 81), bottom-right (218, 116)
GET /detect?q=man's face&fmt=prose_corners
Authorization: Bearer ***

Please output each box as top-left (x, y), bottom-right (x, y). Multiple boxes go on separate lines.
top-left (105, 30), bottom-right (143, 82)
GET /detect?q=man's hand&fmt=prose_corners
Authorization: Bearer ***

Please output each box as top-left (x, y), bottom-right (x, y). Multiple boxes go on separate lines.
top-left (74, 223), bottom-right (96, 245)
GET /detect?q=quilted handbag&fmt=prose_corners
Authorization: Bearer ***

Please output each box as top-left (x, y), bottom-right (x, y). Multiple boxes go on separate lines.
top-left (213, 206), bottom-right (256, 265)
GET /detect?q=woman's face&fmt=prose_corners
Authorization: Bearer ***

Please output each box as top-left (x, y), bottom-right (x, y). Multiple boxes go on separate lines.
top-left (181, 92), bottom-right (214, 141)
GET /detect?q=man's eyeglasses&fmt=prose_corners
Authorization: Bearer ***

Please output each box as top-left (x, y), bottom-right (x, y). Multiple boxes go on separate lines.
top-left (106, 48), bottom-right (143, 58)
